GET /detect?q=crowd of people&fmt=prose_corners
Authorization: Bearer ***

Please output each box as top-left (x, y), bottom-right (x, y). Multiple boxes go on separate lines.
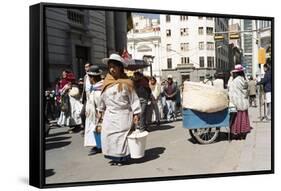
top-left (45, 53), bottom-right (183, 165)
top-left (45, 53), bottom-right (272, 165)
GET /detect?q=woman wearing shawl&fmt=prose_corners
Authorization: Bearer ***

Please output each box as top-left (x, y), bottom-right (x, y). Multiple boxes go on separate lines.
top-left (84, 66), bottom-right (104, 155)
top-left (228, 64), bottom-right (251, 140)
top-left (98, 54), bottom-right (141, 166)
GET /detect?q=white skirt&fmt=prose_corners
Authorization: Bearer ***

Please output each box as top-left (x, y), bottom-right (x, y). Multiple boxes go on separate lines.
top-left (57, 96), bottom-right (83, 126)
top-left (265, 92), bottom-right (271, 103)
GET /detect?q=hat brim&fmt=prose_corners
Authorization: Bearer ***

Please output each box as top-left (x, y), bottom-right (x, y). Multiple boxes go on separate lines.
top-left (102, 58), bottom-right (128, 67)
top-left (231, 69), bottom-right (244, 73)
top-left (87, 72), bottom-right (102, 76)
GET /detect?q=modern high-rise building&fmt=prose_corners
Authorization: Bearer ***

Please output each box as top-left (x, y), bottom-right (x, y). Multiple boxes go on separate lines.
top-left (258, 20), bottom-right (271, 58)
top-left (240, 19), bottom-right (255, 76)
top-left (240, 19), bottom-right (271, 78)
top-left (215, 18), bottom-right (230, 73)
top-left (228, 21), bottom-right (242, 71)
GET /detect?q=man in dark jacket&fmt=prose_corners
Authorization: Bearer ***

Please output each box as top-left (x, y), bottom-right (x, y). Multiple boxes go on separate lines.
top-left (133, 72), bottom-right (151, 131)
top-left (164, 75), bottom-right (178, 122)
top-left (257, 63), bottom-right (271, 120)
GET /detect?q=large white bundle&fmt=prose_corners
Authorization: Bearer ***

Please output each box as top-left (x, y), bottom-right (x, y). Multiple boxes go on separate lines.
top-left (182, 81), bottom-right (229, 113)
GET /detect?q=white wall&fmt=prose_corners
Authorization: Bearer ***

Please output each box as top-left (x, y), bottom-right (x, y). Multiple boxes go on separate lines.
top-left (160, 15), bottom-right (216, 69)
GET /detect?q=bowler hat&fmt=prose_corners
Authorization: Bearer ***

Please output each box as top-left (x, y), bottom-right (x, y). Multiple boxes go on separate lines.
top-left (87, 65), bottom-right (102, 76)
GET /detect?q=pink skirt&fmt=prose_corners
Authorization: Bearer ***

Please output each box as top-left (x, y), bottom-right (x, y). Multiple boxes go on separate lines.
top-left (230, 110), bottom-right (251, 135)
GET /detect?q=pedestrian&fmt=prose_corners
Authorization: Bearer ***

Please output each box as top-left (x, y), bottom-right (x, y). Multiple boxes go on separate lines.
top-left (228, 64), bottom-right (251, 140)
top-left (257, 63), bottom-right (272, 120)
top-left (160, 80), bottom-right (168, 119)
top-left (149, 76), bottom-right (161, 126)
top-left (133, 71), bottom-right (151, 131)
top-left (174, 80), bottom-right (181, 117)
top-left (57, 70), bottom-right (83, 133)
top-left (163, 75), bottom-right (178, 122)
top-left (213, 73), bottom-right (224, 90)
top-left (202, 74), bottom-right (213, 85)
top-left (84, 65), bottom-right (104, 156)
top-left (248, 76), bottom-right (257, 107)
top-left (54, 77), bottom-right (62, 119)
top-left (227, 71), bottom-right (234, 90)
top-left (98, 53), bottom-right (141, 166)
top-left (80, 62), bottom-right (93, 136)
top-left (78, 78), bottom-right (84, 94)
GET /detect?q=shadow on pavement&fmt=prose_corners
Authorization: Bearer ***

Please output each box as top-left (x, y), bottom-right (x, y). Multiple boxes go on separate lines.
top-left (216, 132), bottom-right (231, 142)
top-left (187, 137), bottom-right (198, 144)
top-left (46, 131), bottom-right (69, 138)
top-left (45, 169), bottom-right (55, 178)
top-left (46, 136), bottom-right (71, 142)
top-left (45, 141), bottom-right (71, 150)
top-left (132, 147), bottom-right (166, 164)
top-left (148, 125), bottom-right (174, 132)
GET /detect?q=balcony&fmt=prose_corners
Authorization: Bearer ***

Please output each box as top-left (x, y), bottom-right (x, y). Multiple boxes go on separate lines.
top-left (177, 63), bottom-right (194, 69)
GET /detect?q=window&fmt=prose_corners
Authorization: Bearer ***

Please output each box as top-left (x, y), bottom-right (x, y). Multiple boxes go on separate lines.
top-left (206, 27), bottom-right (214, 35)
top-left (218, 59), bottom-right (221, 69)
top-left (67, 10), bottom-right (85, 25)
top-left (181, 57), bottom-right (190, 64)
top-left (180, 28), bottom-right (189, 36)
top-left (167, 44), bottom-right (172, 52)
top-left (198, 27), bottom-right (204, 35)
top-left (166, 29), bottom-right (171, 37)
top-left (167, 58), bottom-right (172, 69)
top-left (207, 56), bottom-right (214, 68)
top-left (182, 74), bottom-right (190, 82)
top-left (180, 15), bottom-right (188, 21)
top-left (206, 17), bottom-right (213, 20)
top-left (200, 76), bottom-right (205, 81)
top-left (207, 42), bottom-right (214, 50)
top-left (199, 42), bottom-right (204, 50)
top-left (180, 43), bottom-right (189, 51)
top-left (199, 56), bottom-right (204, 67)
top-left (198, 16), bottom-right (203, 19)
top-left (166, 15), bottom-right (171, 22)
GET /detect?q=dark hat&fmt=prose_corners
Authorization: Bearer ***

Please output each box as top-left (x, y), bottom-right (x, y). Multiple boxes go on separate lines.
top-left (87, 65), bottom-right (102, 76)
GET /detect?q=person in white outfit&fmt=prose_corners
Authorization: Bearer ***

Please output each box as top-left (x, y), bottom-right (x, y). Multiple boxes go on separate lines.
top-left (98, 54), bottom-right (141, 166)
top-left (57, 71), bottom-right (83, 133)
top-left (84, 65), bottom-right (104, 155)
top-left (149, 76), bottom-right (161, 126)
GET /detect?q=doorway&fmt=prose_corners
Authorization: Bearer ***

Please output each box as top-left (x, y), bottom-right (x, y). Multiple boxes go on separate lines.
top-left (75, 45), bottom-right (89, 78)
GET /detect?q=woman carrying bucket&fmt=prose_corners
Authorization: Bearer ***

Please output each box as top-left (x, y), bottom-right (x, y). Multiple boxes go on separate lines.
top-left (98, 54), bottom-right (142, 166)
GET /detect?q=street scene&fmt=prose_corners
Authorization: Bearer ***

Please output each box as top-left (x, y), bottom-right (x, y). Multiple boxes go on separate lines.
top-left (46, 106), bottom-right (271, 184)
top-left (44, 7), bottom-right (272, 184)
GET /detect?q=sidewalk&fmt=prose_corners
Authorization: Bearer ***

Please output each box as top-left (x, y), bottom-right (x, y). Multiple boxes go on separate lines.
top-left (238, 105), bottom-right (271, 171)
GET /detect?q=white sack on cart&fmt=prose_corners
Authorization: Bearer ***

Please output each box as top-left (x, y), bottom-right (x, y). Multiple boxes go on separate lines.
top-left (182, 81), bottom-right (229, 113)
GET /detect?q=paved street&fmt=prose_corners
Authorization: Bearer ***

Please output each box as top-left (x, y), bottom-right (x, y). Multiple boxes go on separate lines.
top-left (45, 106), bottom-right (271, 184)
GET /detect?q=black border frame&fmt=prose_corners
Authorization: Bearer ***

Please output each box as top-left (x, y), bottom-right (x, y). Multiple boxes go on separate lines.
top-left (29, 2), bottom-right (274, 188)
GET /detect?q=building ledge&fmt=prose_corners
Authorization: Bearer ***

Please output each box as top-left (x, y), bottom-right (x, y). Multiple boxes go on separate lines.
top-left (176, 64), bottom-right (194, 69)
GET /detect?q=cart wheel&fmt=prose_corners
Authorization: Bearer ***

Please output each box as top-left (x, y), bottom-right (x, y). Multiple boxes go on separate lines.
top-left (189, 127), bottom-right (220, 144)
